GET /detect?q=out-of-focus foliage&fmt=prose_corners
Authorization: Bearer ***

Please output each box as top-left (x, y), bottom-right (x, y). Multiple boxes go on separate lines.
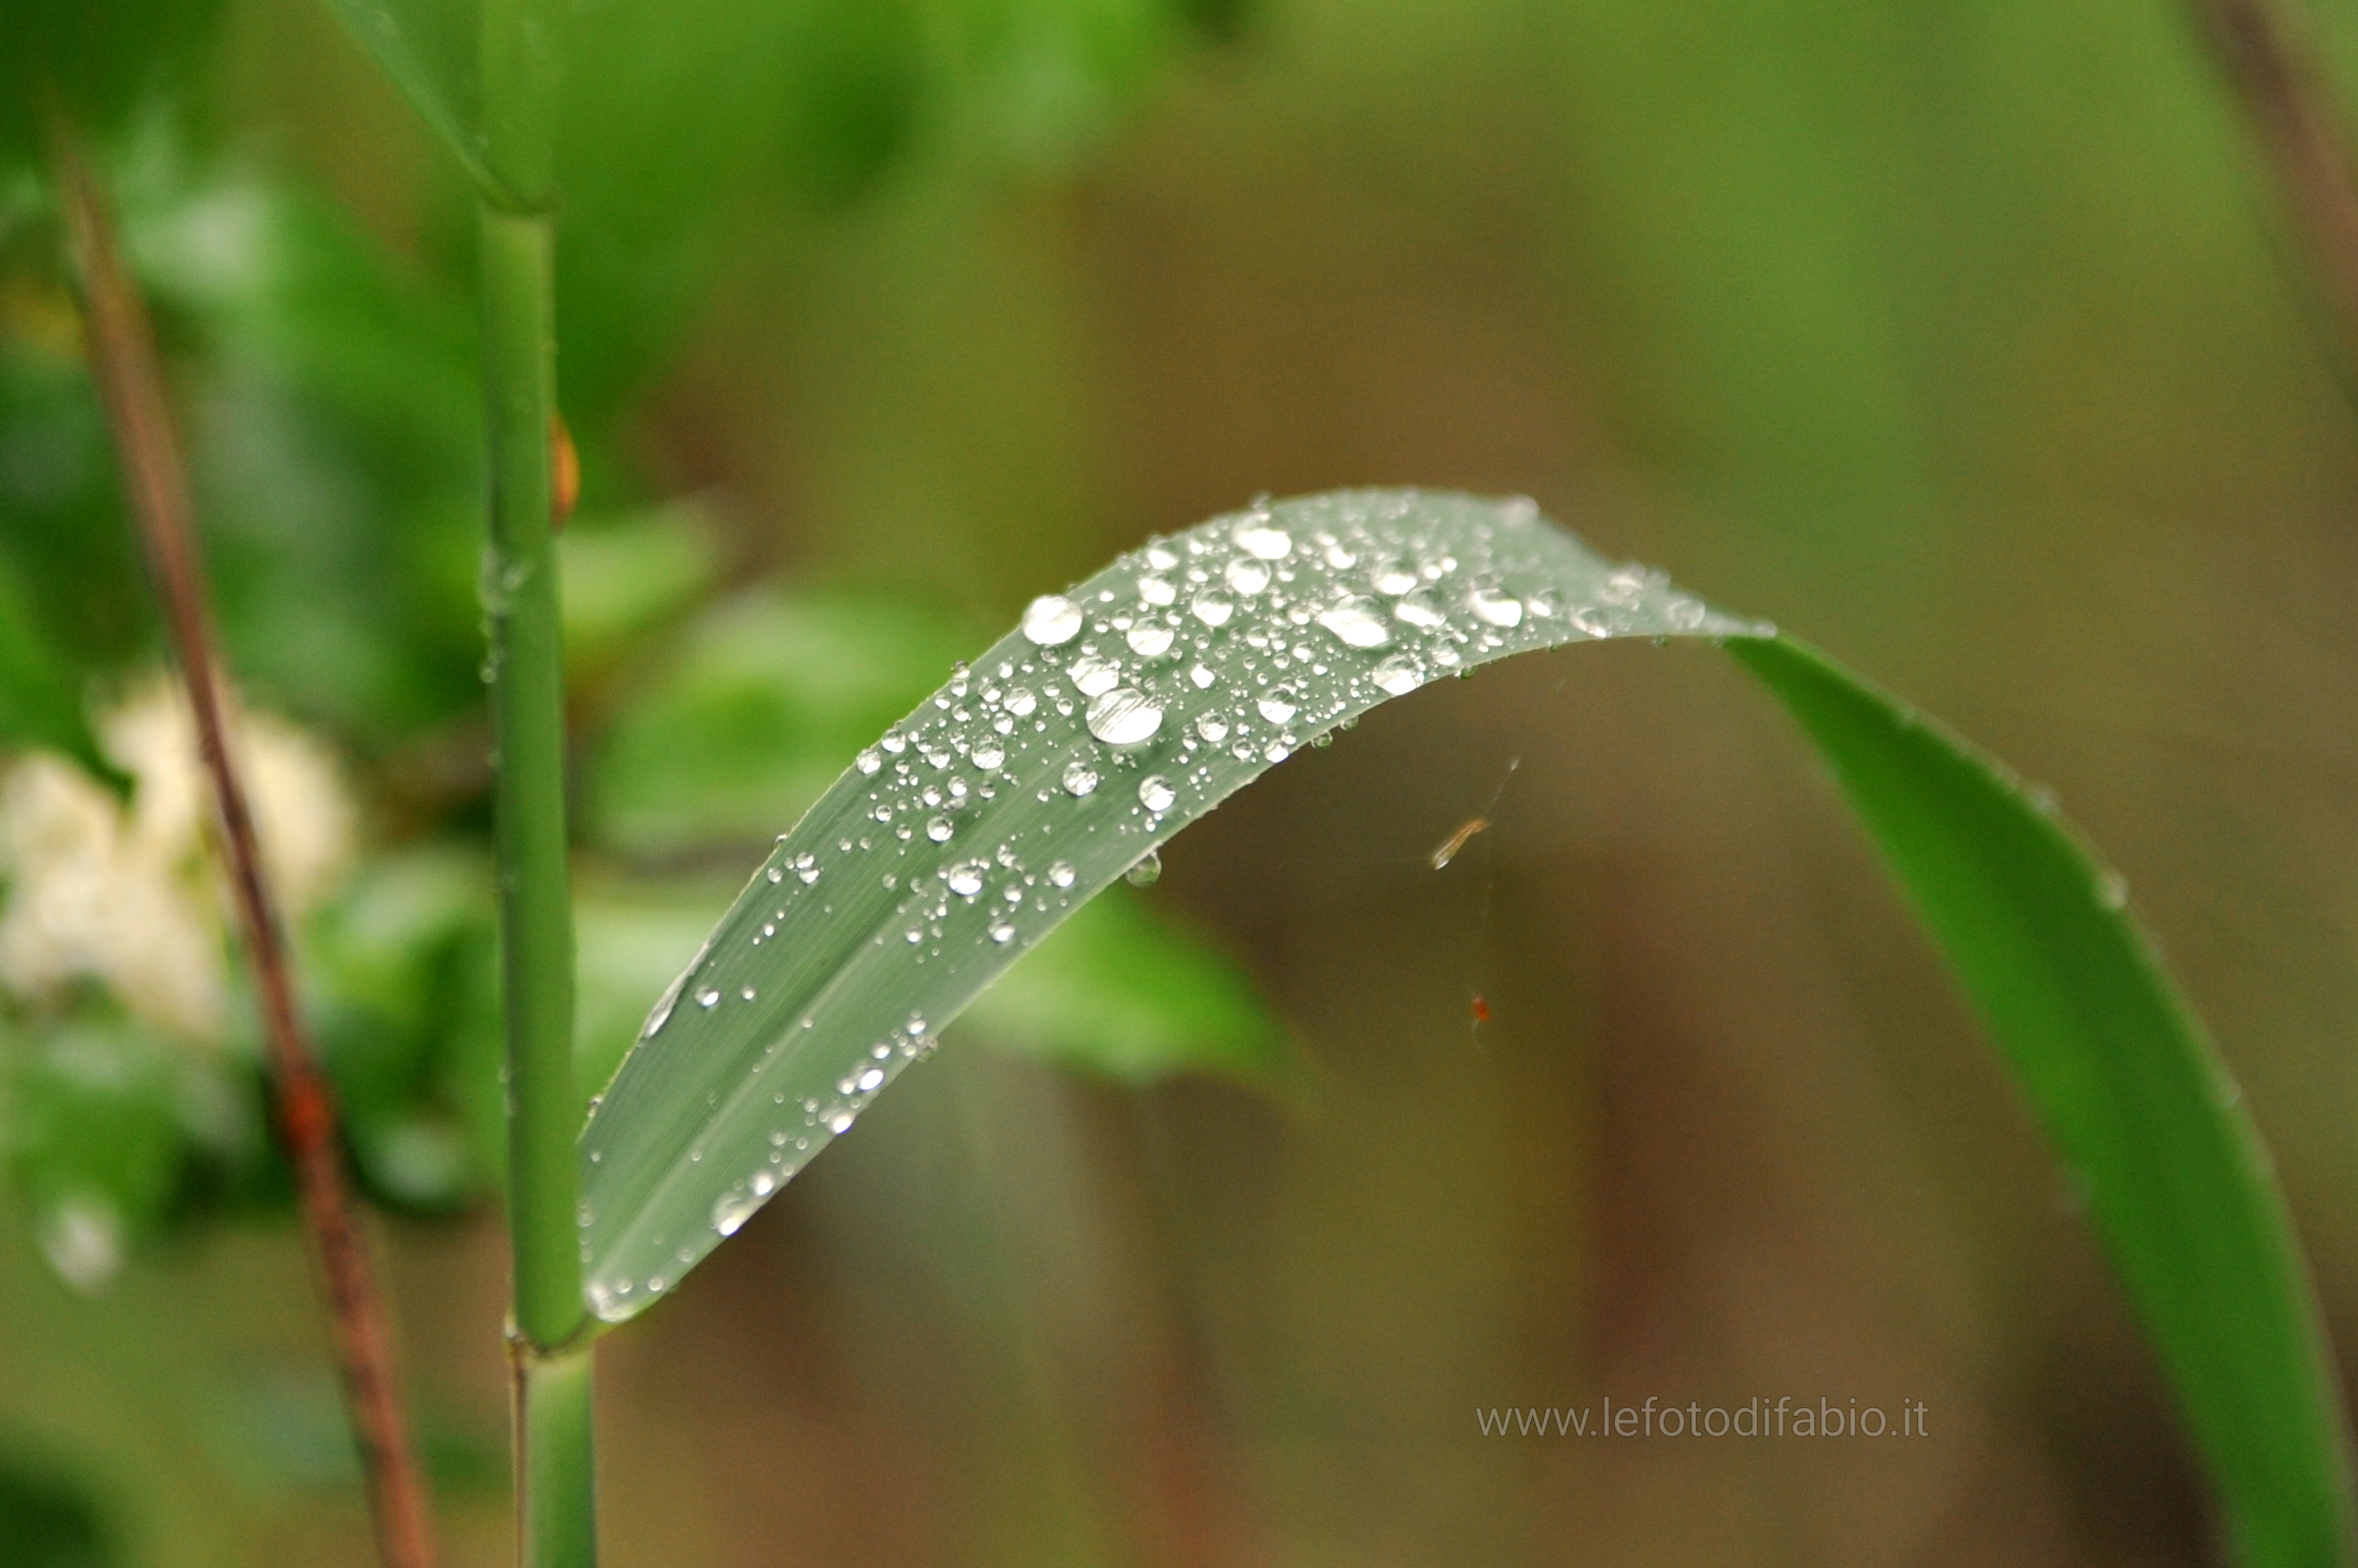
top-left (962, 887), bottom-right (1296, 1084)
top-left (0, 0), bottom-right (225, 172)
top-left (0, 8), bottom-right (1277, 1303)
top-left (0, 1451), bottom-right (116, 1568)
top-left (589, 588), bottom-right (977, 857)
top-left (314, 0), bottom-right (1233, 413)
top-left (17, 0), bottom-right (2358, 1558)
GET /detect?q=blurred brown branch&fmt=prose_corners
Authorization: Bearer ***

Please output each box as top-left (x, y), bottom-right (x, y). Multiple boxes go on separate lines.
top-left (44, 106), bottom-right (442, 1568)
top-left (2186, 0), bottom-right (2358, 367)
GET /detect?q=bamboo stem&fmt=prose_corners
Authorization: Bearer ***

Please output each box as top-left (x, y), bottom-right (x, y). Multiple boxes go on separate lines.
top-left (45, 109), bottom-right (441, 1568)
top-left (480, 202), bottom-right (579, 1356)
top-left (512, 1339), bottom-right (598, 1568)
top-left (479, 197), bottom-right (596, 1568)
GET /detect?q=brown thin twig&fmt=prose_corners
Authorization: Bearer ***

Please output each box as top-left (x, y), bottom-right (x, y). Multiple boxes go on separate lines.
top-left (44, 109), bottom-right (441, 1568)
top-left (2185, 0), bottom-right (2358, 366)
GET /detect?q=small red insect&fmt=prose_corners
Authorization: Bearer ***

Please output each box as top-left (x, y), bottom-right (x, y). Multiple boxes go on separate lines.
top-left (1470, 994), bottom-right (1492, 1027)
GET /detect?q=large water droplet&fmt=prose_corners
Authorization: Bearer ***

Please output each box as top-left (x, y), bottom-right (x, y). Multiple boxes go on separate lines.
top-left (1086, 686), bottom-right (1165, 745)
top-left (1234, 521), bottom-right (1292, 560)
top-left (1371, 654), bottom-right (1425, 695)
top-left (855, 748), bottom-right (883, 775)
top-left (1225, 558), bottom-right (1271, 595)
top-left (1126, 623), bottom-right (1176, 658)
top-left (1394, 590), bottom-right (1446, 628)
top-left (1069, 655), bottom-right (1122, 696)
top-left (1125, 849), bottom-right (1164, 887)
top-left (1191, 591), bottom-right (1234, 626)
top-left (1138, 574), bottom-right (1177, 606)
top-left (1467, 579), bottom-right (1523, 627)
top-left (1062, 760), bottom-right (1100, 796)
top-left (714, 1191), bottom-right (761, 1238)
top-left (1258, 687), bottom-right (1298, 725)
top-left (1372, 558), bottom-right (1419, 595)
top-left (1005, 686), bottom-right (1038, 717)
top-left (1317, 595), bottom-right (1392, 649)
top-left (1047, 860), bottom-right (1076, 888)
top-left (1195, 714), bottom-right (1229, 742)
top-left (947, 861), bottom-right (986, 897)
top-left (972, 740), bottom-right (1007, 771)
top-left (1189, 663), bottom-right (1216, 688)
top-left (1022, 594), bottom-right (1084, 645)
top-left (926, 815), bottom-right (955, 842)
top-left (1139, 775), bottom-right (1177, 813)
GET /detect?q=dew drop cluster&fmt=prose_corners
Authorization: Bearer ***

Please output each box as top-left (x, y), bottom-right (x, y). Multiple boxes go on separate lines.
top-left (575, 489), bottom-right (1769, 1322)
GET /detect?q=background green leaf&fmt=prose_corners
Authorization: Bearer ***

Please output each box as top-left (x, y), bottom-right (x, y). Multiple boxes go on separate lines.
top-left (589, 588), bottom-right (979, 860)
top-left (1729, 635), bottom-right (2358, 1568)
top-left (956, 885), bottom-right (1298, 1085)
top-left (0, 559), bottom-right (114, 783)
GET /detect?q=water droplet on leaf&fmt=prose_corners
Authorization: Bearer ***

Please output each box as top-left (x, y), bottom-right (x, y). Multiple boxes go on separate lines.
top-left (1086, 687), bottom-right (1164, 745)
top-left (1371, 654), bottom-right (1424, 695)
top-left (1022, 595), bottom-right (1084, 645)
top-left (1467, 579), bottom-right (1523, 627)
top-left (1317, 595), bottom-right (1392, 649)
top-left (1234, 522), bottom-right (1292, 560)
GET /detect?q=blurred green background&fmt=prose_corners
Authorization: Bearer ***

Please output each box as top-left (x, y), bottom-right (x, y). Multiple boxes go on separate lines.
top-left (6, 0), bottom-right (2358, 1562)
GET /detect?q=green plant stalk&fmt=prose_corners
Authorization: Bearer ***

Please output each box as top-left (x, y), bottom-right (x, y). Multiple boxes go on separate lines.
top-left (515, 1342), bottom-right (598, 1568)
top-left (480, 200), bottom-right (593, 1566)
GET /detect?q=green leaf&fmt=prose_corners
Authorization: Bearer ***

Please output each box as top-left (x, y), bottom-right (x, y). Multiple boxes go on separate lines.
top-left (0, 0), bottom-right (225, 170)
top-left (0, 556), bottom-right (112, 783)
top-left (572, 880), bottom-right (742, 1110)
top-left (0, 1450), bottom-right (117, 1568)
top-left (956, 886), bottom-right (1296, 1085)
top-left (306, 845), bottom-right (500, 1207)
top-left (576, 489), bottom-right (1755, 1319)
top-left (314, 0), bottom-right (497, 195)
top-left (558, 502), bottom-right (719, 675)
top-left (578, 487), bottom-right (2354, 1567)
top-left (313, 0), bottom-right (561, 206)
top-left (3, 1017), bottom-right (188, 1291)
top-left (1727, 635), bottom-right (2356, 1568)
top-left (588, 588), bottom-right (978, 858)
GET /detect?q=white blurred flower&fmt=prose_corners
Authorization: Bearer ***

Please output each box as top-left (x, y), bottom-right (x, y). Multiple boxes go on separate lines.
top-left (0, 679), bottom-right (356, 1044)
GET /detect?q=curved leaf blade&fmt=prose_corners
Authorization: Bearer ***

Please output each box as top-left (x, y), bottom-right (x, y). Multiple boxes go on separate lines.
top-left (1728, 636), bottom-right (2355, 1568)
top-left (317, 0), bottom-right (504, 200)
top-left (577, 488), bottom-right (2354, 1568)
top-left (576, 489), bottom-right (1759, 1320)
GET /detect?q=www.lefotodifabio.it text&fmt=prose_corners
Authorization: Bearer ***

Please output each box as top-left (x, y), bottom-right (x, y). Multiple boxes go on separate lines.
top-left (1476, 1397), bottom-right (1929, 1438)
